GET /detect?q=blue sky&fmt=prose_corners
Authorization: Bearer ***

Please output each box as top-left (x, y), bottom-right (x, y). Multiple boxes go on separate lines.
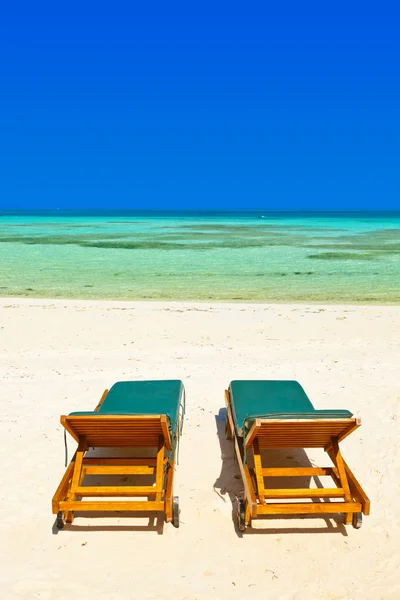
top-left (0, 1), bottom-right (399, 210)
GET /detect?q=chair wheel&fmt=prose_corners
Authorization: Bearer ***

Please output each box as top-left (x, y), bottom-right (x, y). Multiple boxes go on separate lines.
top-left (237, 499), bottom-right (246, 531)
top-left (56, 511), bottom-right (65, 529)
top-left (352, 512), bottom-right (362, 529)
top-left (225, 418), bottom-right (232, 440)
top-left (172, 496), bottom-right (180, 528)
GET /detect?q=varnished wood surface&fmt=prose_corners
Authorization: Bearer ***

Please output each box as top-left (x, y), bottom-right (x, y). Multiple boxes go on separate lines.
top-left (262, 467), bottom-right (335, 477)
top-left (263, 488), bottom-right (345, 499)
top-left (257, 501), bottom-right (362, 515)
top-left (53, 398), bottom-right (180, 524)
top-left (59, 500), bottom-right (164, 512)
top-left (224, 387), bottom-right (370, 528)
top-left (75, 486), bottom-right (158, 496)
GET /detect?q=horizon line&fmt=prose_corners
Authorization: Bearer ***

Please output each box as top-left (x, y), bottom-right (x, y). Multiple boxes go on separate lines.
top-left (2, 208), bottom-right (400, 214)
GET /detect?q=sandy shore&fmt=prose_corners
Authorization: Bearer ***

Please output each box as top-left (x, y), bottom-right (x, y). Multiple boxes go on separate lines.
top-left (1, 298), bottom-right (399, 599)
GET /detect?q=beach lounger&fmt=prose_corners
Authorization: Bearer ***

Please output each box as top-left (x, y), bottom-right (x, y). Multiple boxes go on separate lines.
top-left (225, 380), bottom-right (370, 531)
top-left (52, 380), bottom-right (185, 528)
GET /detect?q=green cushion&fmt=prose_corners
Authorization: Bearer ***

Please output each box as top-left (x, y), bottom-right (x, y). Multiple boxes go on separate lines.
top-left (229, 380), bottom-right (352, 434)
top-left (70, 380), bottom-right (185, 433)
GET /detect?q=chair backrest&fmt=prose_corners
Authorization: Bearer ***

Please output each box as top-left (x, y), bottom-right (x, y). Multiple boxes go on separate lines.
top-left (61, 414), bottom-right (170, 448)
top-left (245, 417), bottom-right (360, 449)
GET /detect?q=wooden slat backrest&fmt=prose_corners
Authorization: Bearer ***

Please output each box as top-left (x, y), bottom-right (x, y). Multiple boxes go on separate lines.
top-left (61, 415), bottom-right (166, 447)
top-left (246, 418), bottom-right (360, 449)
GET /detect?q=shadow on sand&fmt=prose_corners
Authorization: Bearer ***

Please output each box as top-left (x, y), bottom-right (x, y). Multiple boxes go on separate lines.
top-left (52, 512), bottom-right (165, 534)
top-left (213, 408), bottom-right (348, 537)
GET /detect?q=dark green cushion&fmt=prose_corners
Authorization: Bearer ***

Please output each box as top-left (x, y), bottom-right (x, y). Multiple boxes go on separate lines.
top-left (70, 380), bottom-right (185, 432)
top-left (229, 380), bottom-right (352, 434)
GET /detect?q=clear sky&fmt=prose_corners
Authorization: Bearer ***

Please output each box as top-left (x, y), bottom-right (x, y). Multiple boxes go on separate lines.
top-left (1, 1), bottom-right (399, 210)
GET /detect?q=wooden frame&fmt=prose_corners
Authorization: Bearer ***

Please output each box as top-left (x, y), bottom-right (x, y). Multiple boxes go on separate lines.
top-left (52, 389), bottom-right (180, 527)
top-left (225, 389), bottom-right (370, 530)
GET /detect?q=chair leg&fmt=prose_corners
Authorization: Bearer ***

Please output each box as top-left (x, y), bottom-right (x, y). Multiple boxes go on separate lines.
top-left (253, 438), bottom-right (265, 504)
top-left (164, 441), bottom-right (176, 523)
top-left (65, 510), bottom-right (74, 524)
top-left (155, 436), bottom-right (165, 502)
top-left (245, 501), bottom-right (252, 527)
top-left (329, 438), bottom-right (353, 524)
top-left (65, 438), bottom-right (86, 523)
top-left (52, 459), bottom-right (75, 514)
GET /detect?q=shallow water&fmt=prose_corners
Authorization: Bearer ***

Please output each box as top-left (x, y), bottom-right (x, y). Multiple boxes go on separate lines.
top-left (0, 211), bottom-right (399, 303)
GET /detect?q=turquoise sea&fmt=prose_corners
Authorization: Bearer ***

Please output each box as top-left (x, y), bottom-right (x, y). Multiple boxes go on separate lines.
top-left (0, 211), bottom-right (399, 303)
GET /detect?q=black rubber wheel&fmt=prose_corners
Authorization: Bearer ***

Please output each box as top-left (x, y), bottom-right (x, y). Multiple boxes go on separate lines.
top-left (56, 511), bottom-right (65, 529)
top-left (237, 499), bottom-right (246, 532)
top-left (352, 512), bottom-right (362, 529)
top-left (172, 496), bottom-right (180, 528)
top-left (225, 418), bottom-right (232, 440)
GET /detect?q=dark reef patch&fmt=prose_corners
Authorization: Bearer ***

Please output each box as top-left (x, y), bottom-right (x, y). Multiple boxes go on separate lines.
top-left (308, 252), bottom-right (377, 261)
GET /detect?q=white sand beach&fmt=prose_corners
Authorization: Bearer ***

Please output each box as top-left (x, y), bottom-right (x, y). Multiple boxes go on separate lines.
top-left (1, 298), bottom-right (399, 600)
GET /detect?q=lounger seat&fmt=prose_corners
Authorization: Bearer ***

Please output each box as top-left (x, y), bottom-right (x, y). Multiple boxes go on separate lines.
top-left (225, 380), bottom-right (370, 531)
top-left (66, 380), bottom-right (183, 446)
top-left (230, 380), bottom-right (352, 435)
top-left (71, 380), bottom-right (182, 419)
top-left (52, 380), bottom-right (185, 529)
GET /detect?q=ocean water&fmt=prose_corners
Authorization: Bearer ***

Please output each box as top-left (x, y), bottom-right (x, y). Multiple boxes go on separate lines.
top-left (0, 211), bottom-right (399, 303)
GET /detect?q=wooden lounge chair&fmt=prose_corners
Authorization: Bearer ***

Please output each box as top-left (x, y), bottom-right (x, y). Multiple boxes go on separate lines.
top-left (225, 380), bottom-right (370, 531)
top-left (52, 380), bottom-right (185, 529)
